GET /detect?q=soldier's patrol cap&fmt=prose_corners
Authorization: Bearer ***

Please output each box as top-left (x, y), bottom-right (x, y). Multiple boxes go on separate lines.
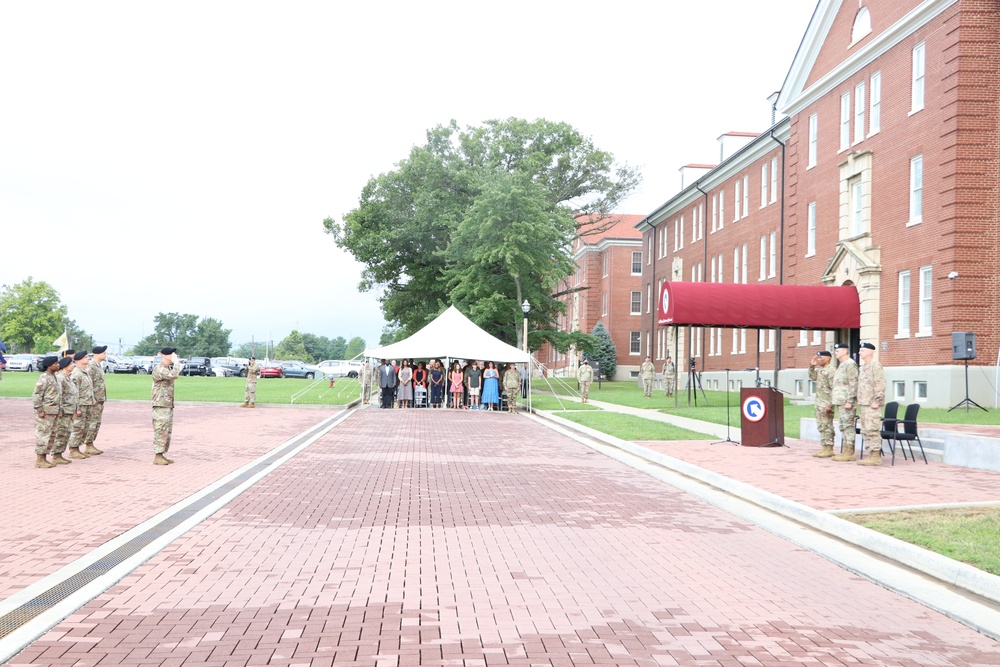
top-left (62, 349), bottom-right (75, 358)
top-left (816, 350), bottom-right (832, 357)
top-left (41, 355), bottom-right (59, 369)
top-left (160, 346), bottom-right (177, 355)
top-left (249, 356), bottom-right (255, 360)
top-left (582, 359), bottom-right (589, 364)
top-left (860, 342), bottom-right (876, 350)
top-left (73, 350), bottom-right (88, 361)
top-left (834, 343), bottom-right (850, 350)
top-left (92, 345), bottom-right (107, 354)
top-left (58, 357), bottom-right (74, 369)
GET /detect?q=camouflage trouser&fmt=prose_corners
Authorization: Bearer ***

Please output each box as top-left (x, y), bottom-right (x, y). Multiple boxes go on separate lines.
top-left (814, 404), bottom-right (834, 448)
top-left (642, 378), bottom-right (653, 397)
top-left (245, 380), bottom-right (257, 405)
top-left (34, 413), bottom-right (56, 455)
top-left (579, 381), bottom-right (591, 401)
top-left (664, 375), bottom-right (675, 396)
top-left (361, 381), bottom-right (372, 405)
top-left (52, 413), bottom-right (74, 454)
top-left (836, 405), bottom-right (856, 450)
top-left (505, 386), bottom-right (519, 410)
top-left (152, 406), bottom-right (174, 454)
top-left (858, 404), bottom-right (883, 451)
top-left (69, 405), bottom-right (94, 451)
top-left (85, 401), bottom-right (105, 447)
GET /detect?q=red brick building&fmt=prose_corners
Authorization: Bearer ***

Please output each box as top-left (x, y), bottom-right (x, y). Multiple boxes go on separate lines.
top-left (541, 215), bottom-right (644, 380)
top-left (638, 0), bottom-right (1000, 407)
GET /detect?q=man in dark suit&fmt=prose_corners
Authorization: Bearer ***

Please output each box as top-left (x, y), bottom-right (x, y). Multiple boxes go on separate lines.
top-left (378, 359), bottom-right (397, 408)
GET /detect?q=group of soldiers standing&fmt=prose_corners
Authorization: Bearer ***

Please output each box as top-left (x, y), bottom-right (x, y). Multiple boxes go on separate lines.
top-left (32, 346), bottom-right (108, 468)
top-left (638, 355), bottom-right (676, 399)
top-left (809, 342), bottom-right (887, 466)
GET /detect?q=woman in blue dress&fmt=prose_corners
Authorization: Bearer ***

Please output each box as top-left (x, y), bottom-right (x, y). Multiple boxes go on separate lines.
top-left (481, 361), bottom-right (500, 410)
top-left (429, 359), bottom-right (444, 408)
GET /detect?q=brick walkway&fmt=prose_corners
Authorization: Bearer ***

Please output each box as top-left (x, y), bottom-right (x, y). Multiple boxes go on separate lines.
top-left (3, 403), bottom-right (1000, 666)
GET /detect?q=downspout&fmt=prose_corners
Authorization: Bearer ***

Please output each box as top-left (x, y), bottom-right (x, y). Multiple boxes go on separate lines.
top-left (648, 217), bottom-right (656, 364)
top-left (769, 130), bottom-right (787, 389)
top-left (694, 182), bottom-right (710, 374)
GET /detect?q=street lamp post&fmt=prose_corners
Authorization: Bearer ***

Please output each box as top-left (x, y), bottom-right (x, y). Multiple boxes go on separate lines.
top-left (520, 300), bottom-right (530, 354)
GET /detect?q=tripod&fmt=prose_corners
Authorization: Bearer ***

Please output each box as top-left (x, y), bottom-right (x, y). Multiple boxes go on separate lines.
top-left (685, 360), bottom-right (709, 406)
top-left (711, 369), bottom-right (739, 446)
top-left (948, 358), bottom-right (987, 412)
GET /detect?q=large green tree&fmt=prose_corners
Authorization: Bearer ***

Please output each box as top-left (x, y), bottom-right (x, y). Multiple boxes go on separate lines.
top-left (131, 313), bottom-right (231, 357)
top-left (344, 336), bottom-right (366, 359)
top-left (325, 117), bottom-right (640, 349)
top-left (0, 277), bottom-right (68, 353)
top-left (275, 330), bottom-right (310, 361)
top-left (589, 321), bottom-right (617, 380)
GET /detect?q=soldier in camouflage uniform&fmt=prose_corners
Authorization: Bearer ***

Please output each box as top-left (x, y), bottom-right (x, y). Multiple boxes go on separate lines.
top-left (68, 351), bottom-right (97, 459)
top-left (640, 356), bottom-right (656, 398)
top-left (32, 356), bottom-right (62, 468)
top-left (808, 350), bottom-right (836, 458)
top-left (577, 359), bottom-right (594, 403)
top-left (51, 357), bottom-right (79, 465)
top-left (662, 356), bottom-right (676, 397)
top-left (503, 363), bottom-right (522, 412)
top-left (152, 347), bottom-right (181, 465)
top-left (243, 356), bottom-right (260, 408)
top-left (830, 343), bottom-right (859, 462)
top-left (359, 360), bottom-right (374, 406)
top-left (856, 342), bottom-right (887, 466)
top-left (85, 345), bottom-right (108, 455)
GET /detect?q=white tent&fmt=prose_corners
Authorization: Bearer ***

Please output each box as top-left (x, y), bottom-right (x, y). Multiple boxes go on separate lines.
top-left (363, 305), bottom-right (530, 363)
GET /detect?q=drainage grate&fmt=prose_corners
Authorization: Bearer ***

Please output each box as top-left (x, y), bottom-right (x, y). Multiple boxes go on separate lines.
top-left (0, 416), bottom-right (340, 639)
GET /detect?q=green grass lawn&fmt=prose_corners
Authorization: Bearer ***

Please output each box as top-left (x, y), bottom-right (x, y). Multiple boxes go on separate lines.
top-left (0, 371), bottom-right (361, 406)
top-left (552, 411), bottom-right (714, 441)
top-left (843, 506), bottom-right (1000, 576)
top-left (527, 394), bottom-right (600, 411)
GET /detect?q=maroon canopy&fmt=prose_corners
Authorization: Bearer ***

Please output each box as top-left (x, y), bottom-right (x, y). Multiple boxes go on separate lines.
top-left (658, 282), bottom-right (860, 329)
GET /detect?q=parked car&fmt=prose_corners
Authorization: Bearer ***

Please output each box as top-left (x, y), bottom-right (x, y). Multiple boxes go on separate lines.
top-left (210, 357), bottom-right (249, 377)
top-left (133, 356), bottom-right (155, 374)
top-left (112, 356), bottom-right (141, 374)
top-left (259, 361), bottom-right (283, 378)
top-left (279, 360), bottom-right (321, 379)
top-left (318, 359), bottom-right (362, 379)
top-left (180, 356), bottom-right (213, 376)
top-left (5, 354), bottom-right (40, 372)
top-left (211, 364), bottom-right (235, 377)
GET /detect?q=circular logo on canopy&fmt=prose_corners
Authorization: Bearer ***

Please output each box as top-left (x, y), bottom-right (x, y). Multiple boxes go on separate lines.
top-left (661, 287), bottom-right (670, 318)
top-left (742, 396), bottom-right (766, 422)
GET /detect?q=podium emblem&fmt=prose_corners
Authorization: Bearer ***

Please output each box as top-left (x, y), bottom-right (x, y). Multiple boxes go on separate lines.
top-left (742, 396), bottom-right (766, 422)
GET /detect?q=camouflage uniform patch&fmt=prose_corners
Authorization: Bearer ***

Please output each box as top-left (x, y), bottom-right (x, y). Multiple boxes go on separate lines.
top-left (33, 372), bottom-right (61, 455)
top-left (808, 362), bottom-right (835, 448)
top-left (831, 357), bottom-right (858, 449)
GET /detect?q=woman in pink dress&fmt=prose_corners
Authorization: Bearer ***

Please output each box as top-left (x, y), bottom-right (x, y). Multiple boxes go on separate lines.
top-left (449, 361), bottom-right (464, 409)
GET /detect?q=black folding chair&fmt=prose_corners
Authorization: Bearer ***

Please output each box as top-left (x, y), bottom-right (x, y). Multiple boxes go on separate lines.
top-left (892, 403), bottom-right (928, 464)
top-left (857, 401), bottom-right (898, 459)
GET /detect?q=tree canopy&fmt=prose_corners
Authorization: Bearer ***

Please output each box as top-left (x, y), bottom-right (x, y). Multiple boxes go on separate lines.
top-left (131, 313), bottom-right (232, 357)
top-left (589, 321), bottom-right (618, 380)
top-left (325, 117), bottom-right (640, 352)
top-left (0, 278), bottom-right (69, 353)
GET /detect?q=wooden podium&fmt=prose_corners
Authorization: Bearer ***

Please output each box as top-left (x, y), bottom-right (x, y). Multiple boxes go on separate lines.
top-left (739, 387), bottom-right (784, 447)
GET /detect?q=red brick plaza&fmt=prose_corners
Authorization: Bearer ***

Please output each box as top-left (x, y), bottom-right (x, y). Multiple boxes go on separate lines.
top-left (1, 399), bottom-right (999, 666)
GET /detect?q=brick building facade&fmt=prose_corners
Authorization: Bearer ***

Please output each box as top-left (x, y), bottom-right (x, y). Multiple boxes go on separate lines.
top-left (637, 0), bottom-right (1000, 408)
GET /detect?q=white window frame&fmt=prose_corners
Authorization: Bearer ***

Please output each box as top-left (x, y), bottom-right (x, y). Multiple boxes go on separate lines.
top-left (911, 41), bottom-right (925, 114)
top-left (758, 236), bottom-right (767, 281)
top-left (742, 175), bottom-right (749, 218)
top-left (854, 81), bottom-right (866, 144)
top-left (603, 251), bottom-right (609, 277)
top-left (718, 190), bottom-right (725, 229)
top-left (629, 331), bottom-right (641, 355)
top-left (768, 329), bottom-right (775, 352)
top-left (710, 256), bottom-right (717, 283)
top-left (602, 291), bottom-right (608, 316)
top-left (909, 155), bottom-right (923, 226)
top-left (769, 157), bottom-right (778, 203)
top-left (630, 290), bottom-right (641, 315)
top-left (760, 162), bottom-right (768, 208)
top-left (799, 330), bottom-right (808, 346)
top-left (711, 194), bottom-right (718, 233)
top-left (915, 381), bottom-right (928, 403)
top-left (734, 180), bottom-right (741, 221)
top-left (807, 113), bottom-right (818, 168)
top-left (897, 270), bottom-right (911, 337)
top-left (806, 201), bottom-right (816, 257)
top-left (647, 236), bottom-right (652, 265)
top-left (768, 231), bottom-right (777, 278)
top-left (918, 265), bottom-right (932, 335)
top-left (717, 253), bottom-right (723, 285)
top-left (893, 381), bottom-right (906, 402)
top-left (840, 92), bottom-right (851, 151)
top-left (812, 330), bottom-right (822, 345)
top-left (646, 283), bottom-right (651, 314)
top-left (632, 251), bottom-right (642, 275)
top-left (850, 177), bottom-right (864, 236)
top-left (869, 71), bottom-right (881, 135)
top-left (741, 243), bottom-right (748, 284)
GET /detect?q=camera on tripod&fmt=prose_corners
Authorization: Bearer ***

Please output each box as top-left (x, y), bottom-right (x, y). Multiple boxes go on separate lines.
top-left (688, 357), bottom-right (696, 371)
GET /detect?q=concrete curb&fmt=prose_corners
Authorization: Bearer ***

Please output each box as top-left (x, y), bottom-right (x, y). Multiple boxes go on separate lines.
top-left (533, 409), bottom-right (1000, 609)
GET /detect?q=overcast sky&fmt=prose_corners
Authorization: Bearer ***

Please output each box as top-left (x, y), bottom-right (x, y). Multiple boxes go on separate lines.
top-left (0, 1), bottom-right (817, 355)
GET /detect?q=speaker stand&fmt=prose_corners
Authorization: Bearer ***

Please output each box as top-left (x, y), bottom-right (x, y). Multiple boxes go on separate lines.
top-left (711, 369), bottom-right (739, 446)
top-left (948, 359), bottom-right (987, 412)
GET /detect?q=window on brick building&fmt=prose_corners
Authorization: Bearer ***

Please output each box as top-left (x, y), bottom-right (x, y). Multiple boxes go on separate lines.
top-left (646, 284), bottom-right (651, 314)
top-left (717, 254), bottom-right (723, 284)
top-left (629, 331), bottom-right (641, 355)
top-left (806, 201), bottom-right (816, 257)
top-left (718, 189), bottom-right (725, 229)
top-left (742, 176), bottom-right (749, 218)
top-left (808, 114), bottom-right (818, 168)
top-left (711, 194), bottom-right (718, 232)
top-left (799, 330), bottom-right (808, 346)
top-left (733, 247), bottom-right (740, 283)
top-left (909, 155), bottom-right (923, 225)
top-left (630, 291), bottom-right (641, 315)
top-left (759, 236), bottom-right (767, 281)
top-left (697, 204), bottom-right (704, 240)
top-left (602, 291), bottom-right (608, 316)
top-left (770, 157), bottom-right (778, 203)
top-left (911, 41), bottom-right (925, 113)
top-left (849, 177), bottom-right (864, 236)
top-left (897, 270), bottom-right (911, 337)
top-left (840, 92), bottom-right (851, 151)
top-left (760, 162), bottom-right (768, 208)
top-left (852, 7), bottom-right (871, 43)
top-left (854, 82), bottom-right (865, 144)
top-left (741, 243), bottom-right (748, 284)
top-left (768, 329), bottom-right (775, 351)
top-left (632, 251), bottom-right (642, 275)
top-left (893, 381), bottom-right (906, 402)
top-left (768, 232), bottom-right (777, 278)
top-left (812, 330), bottom-right (821, 345)
top-left (918, 266), bottom-right (932, 335)
top-left (915, 381), bottom-right (928, 402)
top-left (869, 71), bottom-right (881, 135)
top-left (647, 237), bottom-right (652, 265)
top-left (734, 180), bottom-right (741, 221)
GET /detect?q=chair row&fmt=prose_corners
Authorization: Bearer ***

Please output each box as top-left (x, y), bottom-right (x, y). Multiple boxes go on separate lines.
top-left (855, 401), bottom-right (927, 466)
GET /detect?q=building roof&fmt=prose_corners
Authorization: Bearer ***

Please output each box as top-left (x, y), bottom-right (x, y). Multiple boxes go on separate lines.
top-left (577, 214), bottom-right (645, 242)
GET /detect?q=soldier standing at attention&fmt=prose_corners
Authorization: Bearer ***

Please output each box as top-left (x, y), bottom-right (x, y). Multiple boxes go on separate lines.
top-left (577, 359), bottom-right (594, 403)
top-left (503, 363), bottom-right (521, 412)
top-left (359, 360), bottom-right (374, 406)
top-left (856, 342), bottom-right (887, 466)
top-left (808, 350), bottom-right (836, 458)
top-left (85, 345), bottom-right (108, 455)
top-left (68, 351), bottom-right (97, 459)
top-left (33, 356), bottom-right (62, 468)
top-left (51, 356), bottom-right (78, 465)
top-left (640, 356), bottom-right (656, 398)
top-left (662, 356), bottom-right (676, 397)
top-left (243, 356), bottom-right (260, 408)
top-left (830, 343), bottom-right (859, 462)
top-left (152, 347), bottom-right (181, 465)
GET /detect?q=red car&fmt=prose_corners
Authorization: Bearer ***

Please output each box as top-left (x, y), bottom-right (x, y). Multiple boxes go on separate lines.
top-left (259, 362), bottom-right (283, 378)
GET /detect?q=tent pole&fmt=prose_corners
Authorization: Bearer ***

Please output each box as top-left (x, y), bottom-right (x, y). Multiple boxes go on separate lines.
top-left (674, 326), bottom-right (679, 408)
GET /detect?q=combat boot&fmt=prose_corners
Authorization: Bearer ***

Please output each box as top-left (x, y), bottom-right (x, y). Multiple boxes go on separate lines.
top-left (36, 454), bottom-right (55, 468)
top-left (831, 445), bottom-right (856, 462)
top-left (240, 403), bottom-right (248, 408)
top-left (857, 449), bottom-right (883, 466)
top-left (153, 453), bottom-right (172, 465)
top-left (84, 444), bottom-right (103, 456)
top-left (812, 445), bottom-right (835, 458)
top-left (51, 452), bottom-right (72, 465)
top-left (68, 447), bottom-right (89, 459)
